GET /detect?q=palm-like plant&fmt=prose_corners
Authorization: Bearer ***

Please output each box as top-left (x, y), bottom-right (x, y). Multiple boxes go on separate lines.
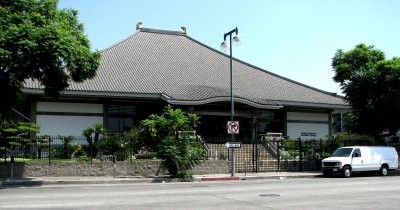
top-left (82, 123), bottom-right (107, 158)
top-left (92, 123), bottom-right (107, 143)
top-left (82, 128), bottom-right (93, 144)
top-left (59, 135), bottom-right (74, 159)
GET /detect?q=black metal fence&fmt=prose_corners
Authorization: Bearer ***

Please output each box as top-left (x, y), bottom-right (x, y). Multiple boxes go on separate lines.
top-left (2, 134), bottom-right (399, 173)
top-left (201, 136), bottom-right (400, 173)
top-left (0, 135), bottom-right (155, 164)
top-left (202, 137), bottom-right (321, 172)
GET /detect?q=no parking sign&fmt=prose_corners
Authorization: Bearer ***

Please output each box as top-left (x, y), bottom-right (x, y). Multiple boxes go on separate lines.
top-left (227, 121), bottom-right (239, 134)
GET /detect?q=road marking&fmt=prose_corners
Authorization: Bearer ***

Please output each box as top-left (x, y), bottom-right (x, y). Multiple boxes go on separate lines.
top-left (364, 186), bottom-right (400, 191)
top-left (1, 202), bottom-right (123, 208)
top-left (226, 195), bottom-right (258, 199)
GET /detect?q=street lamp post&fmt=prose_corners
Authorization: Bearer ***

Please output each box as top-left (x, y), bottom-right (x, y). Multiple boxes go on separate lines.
top-left (221, 27), bottom-right (240, 176)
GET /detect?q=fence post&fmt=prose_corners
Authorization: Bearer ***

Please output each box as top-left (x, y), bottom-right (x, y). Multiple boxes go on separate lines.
top-left (298, 137), bottom-right (302, 171)
top-left (90, 140), bottom-right (93, 164)
top-left (255, 143), bottom-right (259, 173)
top-left (252, 138), bottom-right (255, 172)
top-left (4, 144), bottom-right (7, 163)
top-left (277, 139), bottom-right (281, 172)
top-left (320, 139), bottom-right (323, 156)
top-left (10, 155), bottom-right (14, 180)
top-left (48, 136), bottom-right (51, 165)
top-left (129, 139), bottom-right (132, 164)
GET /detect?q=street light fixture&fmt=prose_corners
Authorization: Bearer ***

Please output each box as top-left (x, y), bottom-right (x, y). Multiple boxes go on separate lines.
top-left (221, 27), bottom-right (240, 177)
top-left (220, 28), bottom-right (241, 51)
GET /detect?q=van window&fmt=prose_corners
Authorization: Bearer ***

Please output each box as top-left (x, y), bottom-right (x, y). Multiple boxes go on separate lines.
top-left (332, 148), bottom-right (353, 157)
top-left (353, 149), bottom-right (361, 157)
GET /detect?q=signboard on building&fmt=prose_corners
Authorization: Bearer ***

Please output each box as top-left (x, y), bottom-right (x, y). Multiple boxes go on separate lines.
top-left (301, 132), bottom-right (317, 137)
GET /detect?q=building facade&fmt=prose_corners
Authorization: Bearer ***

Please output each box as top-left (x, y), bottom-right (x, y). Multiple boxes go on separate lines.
top-left (21, 26), bottom-right (350, 140)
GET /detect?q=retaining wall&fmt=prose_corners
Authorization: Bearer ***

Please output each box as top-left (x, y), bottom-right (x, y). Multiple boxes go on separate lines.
top-left (0, 160), bottom-right (229, 178)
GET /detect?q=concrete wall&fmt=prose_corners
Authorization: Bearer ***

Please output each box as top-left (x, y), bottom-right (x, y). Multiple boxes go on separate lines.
top-left (0, 160), bottom-right (229, 178)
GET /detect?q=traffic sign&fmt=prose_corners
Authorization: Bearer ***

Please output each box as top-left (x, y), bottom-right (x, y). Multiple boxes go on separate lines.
top-left (224, 142), bottom-right (242, 148)
top-left (227, 121), bottom-right (239, 134)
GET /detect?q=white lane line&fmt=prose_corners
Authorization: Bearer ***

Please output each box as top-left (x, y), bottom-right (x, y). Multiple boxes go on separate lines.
top-left (364, 186), bottom-right (400, 191)
top-left (1, 202), bottom-right (125, 209)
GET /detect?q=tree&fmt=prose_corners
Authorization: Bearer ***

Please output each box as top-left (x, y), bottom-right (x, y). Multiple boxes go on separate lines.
top-left (140, 105), bottom-right (204, 180)
top-left (141, 105), bottom-right (199, 142)
top-left (0, 120), bottom-right (40, 158)
top-left (0, 0), bottom-right (100, 116)
top-left (332, 44), bottom-right (400, 139)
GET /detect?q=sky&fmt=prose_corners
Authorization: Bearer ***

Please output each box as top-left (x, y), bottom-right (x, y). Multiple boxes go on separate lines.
top-left (58, 0), bottom-right (400, 95)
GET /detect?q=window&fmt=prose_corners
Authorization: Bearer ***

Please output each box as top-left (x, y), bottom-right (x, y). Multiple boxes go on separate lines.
top-left (107, 105), bottom-right (136, 134)
top-left (353, 149), bottom-right (361, 158)
top-left (332, 148), bottom-right (353, 157)
top-left (108, 105), bottom-right (136, 115)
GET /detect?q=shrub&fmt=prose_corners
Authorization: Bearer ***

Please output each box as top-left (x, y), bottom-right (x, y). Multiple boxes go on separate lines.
top-left (158, 133), bottom-right (204, 180)
top-left (72, 144), bottom-right (86, 157)
top-left (140, 105), bottom-right (204, 179)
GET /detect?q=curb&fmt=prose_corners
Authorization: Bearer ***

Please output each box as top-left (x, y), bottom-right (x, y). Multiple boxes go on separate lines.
top-left (200, 176), bottom-right (240, 181)
top-left (1, 173), bottom-right (321, 187)
top-left (240, 174), bottom-right (320, 180)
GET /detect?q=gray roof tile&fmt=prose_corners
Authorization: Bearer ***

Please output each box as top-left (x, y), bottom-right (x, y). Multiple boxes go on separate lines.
top-left (24, 27), bottom-right (348, 109)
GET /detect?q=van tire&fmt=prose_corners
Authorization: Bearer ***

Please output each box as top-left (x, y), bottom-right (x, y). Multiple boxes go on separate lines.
top-left (379, 165), bottom-right (388, 176)
top-left (342, 166), bottom-right (351, 178)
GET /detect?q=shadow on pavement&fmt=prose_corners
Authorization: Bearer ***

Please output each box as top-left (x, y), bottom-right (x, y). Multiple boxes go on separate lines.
top-left (0, 178), bottom-right (44, 188)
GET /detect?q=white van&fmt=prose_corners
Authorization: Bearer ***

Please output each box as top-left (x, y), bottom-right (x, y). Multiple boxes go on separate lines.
top-left (321, 146), bottom-right (399, 177)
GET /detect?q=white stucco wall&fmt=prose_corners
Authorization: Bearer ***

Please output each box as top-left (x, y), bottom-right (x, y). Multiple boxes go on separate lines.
top-left (287, 123), bottom-right (329, 140)
top-left (37, 115), bottom-right (103, 136)
top-left (37, 102), bottom-right (103, 113)
top-left (36, 102), bottom-right (103, 136)
top-left (286, 112), bottom-right (330, 140)
top-left (287, 112), bottom-right (328, 121)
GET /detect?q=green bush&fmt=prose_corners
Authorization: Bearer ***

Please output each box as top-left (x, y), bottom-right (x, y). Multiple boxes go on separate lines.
top-left (114, 150), bottom-right (128, 161)
top-left (22, 152), bottom-right (34, 159)
top-left (158, 133), bottom-right (204, 180)
top-left (72, 144), bottom-right (86, 157)
top-left (51, 148), bottom-right (64, 159)
top-left (78, 156), bottom-right (90, 161)
top-left (140, 105), bottom-right (203, 179)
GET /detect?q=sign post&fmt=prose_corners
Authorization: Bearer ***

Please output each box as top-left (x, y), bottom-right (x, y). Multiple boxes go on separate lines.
top-left (10, 155), bottom-right (14, 180)
top-left (113, 155), bottom-right (116, 179)
top-left (227, 121), bottom-right (239, 176)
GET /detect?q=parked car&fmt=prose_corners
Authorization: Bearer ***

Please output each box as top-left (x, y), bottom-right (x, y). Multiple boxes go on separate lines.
top-left (321, 146), bottom-right (398, 177)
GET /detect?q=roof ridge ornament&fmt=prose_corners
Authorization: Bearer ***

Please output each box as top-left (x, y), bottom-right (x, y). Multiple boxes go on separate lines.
top-left (181, 26), bottom-right (187, 34)
top-left (136, 21), bottom-right (143, 30)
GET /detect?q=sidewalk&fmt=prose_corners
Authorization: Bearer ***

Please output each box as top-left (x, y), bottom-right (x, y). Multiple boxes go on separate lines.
top-left (0, 171), bottom-right (321, 187)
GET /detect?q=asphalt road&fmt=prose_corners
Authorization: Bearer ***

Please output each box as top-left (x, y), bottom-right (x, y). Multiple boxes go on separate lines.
top-left (1, 175), bottom-right (400, 210)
